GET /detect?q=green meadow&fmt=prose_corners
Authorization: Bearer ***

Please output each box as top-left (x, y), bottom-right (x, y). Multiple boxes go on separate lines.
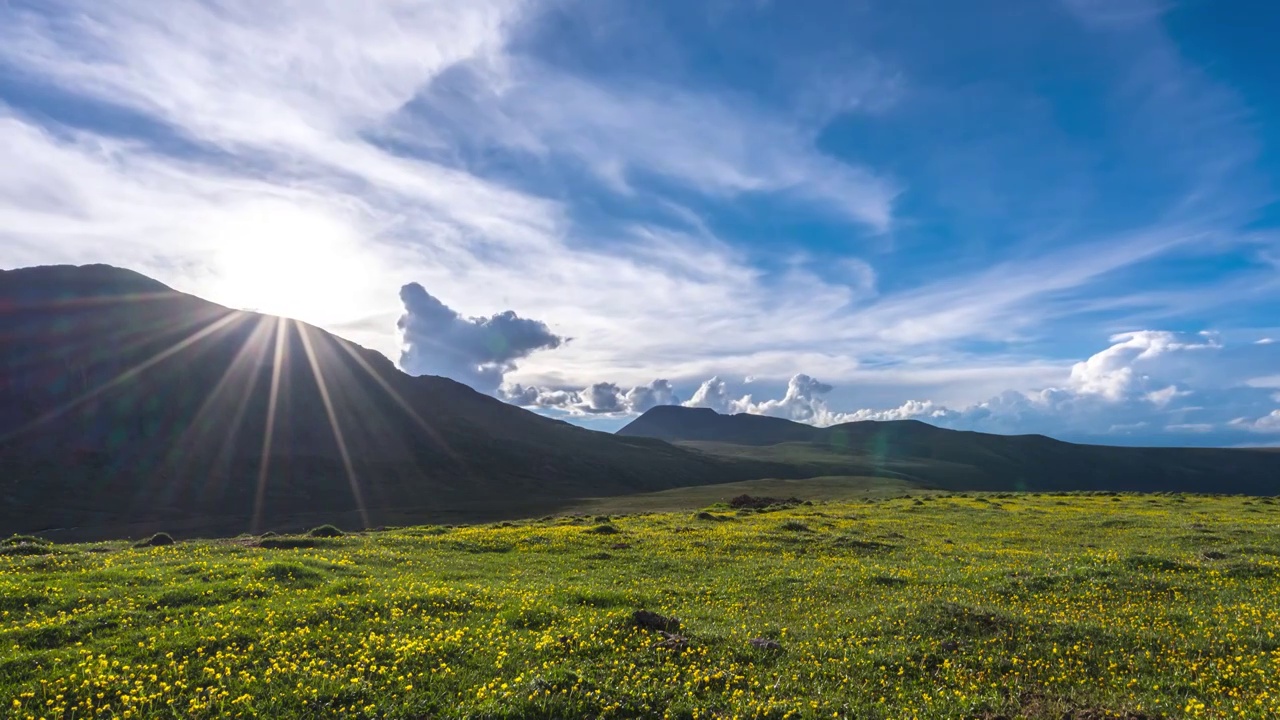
top-left (3, 493), bottom-right (1279, 719)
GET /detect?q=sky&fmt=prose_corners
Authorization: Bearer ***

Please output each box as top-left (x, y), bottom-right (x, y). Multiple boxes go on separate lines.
top-left (1, 0), bottom-right (1279, 446)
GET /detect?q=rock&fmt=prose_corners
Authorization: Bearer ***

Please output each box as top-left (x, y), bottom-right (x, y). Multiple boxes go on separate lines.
top-left (652, 631), bottom-right (689, 651)
top-left (632, 609), bottom-right (680, 633)
top-left (748, 637), bottom-right (782, 651)
top-left (940, 640), bottom-right (960, 653)
top-left (729, 494), bottom-right (803, 510)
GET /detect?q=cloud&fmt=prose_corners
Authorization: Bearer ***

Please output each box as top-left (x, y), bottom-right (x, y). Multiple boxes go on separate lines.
top-left (626, 379), bottom-right (680, 413)
top-left (684, 376), bottom-right (735, 413)
top-left (408, 61), bottom-right (900, 230)
top-left (732, 374), bottom-right (845, 425)
top-left (836, 331), bottom-right (1280, 444)
top-left (500, 330), bottom-right (1280, 446)
top-left (1066, 330), bottom-right (1218, 400)
top-left (1234, 411), bottom-right (1280, 434)
top-left (499, 378), bottom-right (680, 415)
top-left (397, 283), bottom-right (563, 392)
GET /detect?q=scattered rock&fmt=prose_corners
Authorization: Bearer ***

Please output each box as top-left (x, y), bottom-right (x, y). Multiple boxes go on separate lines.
top-left (748, 637), bottom-right (782, 651)
top-left (632, 609), bottom-right (680, 633)
top-left (652, 631), bottom-right (689, 651)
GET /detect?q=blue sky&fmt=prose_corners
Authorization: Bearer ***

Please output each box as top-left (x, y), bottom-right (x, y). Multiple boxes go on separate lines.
top-left (1, 0), bottom-right (1279, 446)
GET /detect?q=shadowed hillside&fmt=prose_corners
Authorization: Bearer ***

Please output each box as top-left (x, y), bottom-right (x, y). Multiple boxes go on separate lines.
top-left (618, 405), bottom-right (1280, 495)
top-left (0, 265), bottom-right (801, 538)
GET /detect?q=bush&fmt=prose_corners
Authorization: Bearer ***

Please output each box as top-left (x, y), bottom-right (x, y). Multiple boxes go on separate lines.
top-left (307, 525), bottom-right (344, 538)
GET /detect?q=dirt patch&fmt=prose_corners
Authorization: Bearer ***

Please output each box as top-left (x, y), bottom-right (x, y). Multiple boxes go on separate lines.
top-left (632, 609), bottom-right (680, 633)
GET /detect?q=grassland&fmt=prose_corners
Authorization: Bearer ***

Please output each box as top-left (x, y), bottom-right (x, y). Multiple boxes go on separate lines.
top-left (559, 475), bottom-right (916, 515)
top-left (3, 493), bottom-right (1280, 719)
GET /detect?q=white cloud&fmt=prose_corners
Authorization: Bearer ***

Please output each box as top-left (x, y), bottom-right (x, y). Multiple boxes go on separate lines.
top-left (732, 374), bottom-right (843, 425)
top-left (499, 378), bottom-right (679, 416)
top-left (1234, 411), bottom-right (1280, 434)
top-left (683, 376), bottom-right (735, 414)
top-left (397, 282), bottom-right (563, 393)
top-left (1067, 330), bottom-right (1217, 400)
top-left (505, 331), bottom-right (1280, 446)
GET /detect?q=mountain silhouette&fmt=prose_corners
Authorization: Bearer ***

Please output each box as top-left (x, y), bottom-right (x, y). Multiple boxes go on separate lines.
top-left (618, 405), bottom-right (1280, 494)
top-left (0, 265), bottom-right (797, 538)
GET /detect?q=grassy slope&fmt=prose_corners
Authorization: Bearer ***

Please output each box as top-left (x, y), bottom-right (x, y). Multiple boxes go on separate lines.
top-left (560, 475), bottom-right (917, 515)
top-left (3, 494), bottom-right (1280, 719)
top-left (674, 440), bottom-right (961, 485)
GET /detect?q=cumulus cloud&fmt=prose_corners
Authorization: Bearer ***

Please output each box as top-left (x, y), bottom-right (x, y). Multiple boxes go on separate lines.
top-left (499, 378), bottom-right (680, 416)
top-left (498, 330), bottom-right (1280, 445)
top-left (684, 376), bottom-right (735, 413)
top-left (397, 283), bottom-right (564, 393)
top-left (626, 379), bottom-right (680, 413)
top-left (733, 374), bottom-right (844, 424)
top-left (837, 331), bottom-right (1280, 443)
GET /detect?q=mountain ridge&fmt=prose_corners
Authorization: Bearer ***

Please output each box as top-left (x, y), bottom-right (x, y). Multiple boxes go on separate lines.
top-left (617, 404), bottom-right (1280, 495)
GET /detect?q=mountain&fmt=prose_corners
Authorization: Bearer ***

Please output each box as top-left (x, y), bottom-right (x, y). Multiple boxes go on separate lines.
top-left (0, 265), bottom-right (800, 539)
top-left (618, 405), bottom-right (1280, 495)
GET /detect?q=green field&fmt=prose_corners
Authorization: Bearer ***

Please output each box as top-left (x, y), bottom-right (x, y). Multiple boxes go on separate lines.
top-left (559, 475), bottom-right (917, 515)
top-left (4, 493), bottom-right (1280, 719)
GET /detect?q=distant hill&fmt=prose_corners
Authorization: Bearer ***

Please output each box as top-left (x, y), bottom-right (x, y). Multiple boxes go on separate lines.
top-left (0, 265), bottom-right (800, 538)
top-left (618, 405), bottom-right (1280, 495)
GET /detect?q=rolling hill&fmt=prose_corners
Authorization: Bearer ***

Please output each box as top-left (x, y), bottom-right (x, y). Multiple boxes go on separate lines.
top-left (0, 265), bottom-right (801, 539)
top-left (617, 405), bottom-right (1280, 495)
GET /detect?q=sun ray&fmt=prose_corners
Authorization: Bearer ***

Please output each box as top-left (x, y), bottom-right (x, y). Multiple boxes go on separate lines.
top-left (251, 316), bottom-right (288, 534)
top-left (332, 339), bottom-right (464, 466)
top-left (0, 310), bottom-right (244, 444)
top-left (152, 313), bottom-right (276, 510)
top-left (297, 322), bottom-right (370, 529)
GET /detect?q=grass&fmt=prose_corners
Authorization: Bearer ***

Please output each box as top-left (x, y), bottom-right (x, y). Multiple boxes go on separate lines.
top-left (559, 475), bottom-right (916, 515)
top-left (3, 493), bottom-right (1279, 719)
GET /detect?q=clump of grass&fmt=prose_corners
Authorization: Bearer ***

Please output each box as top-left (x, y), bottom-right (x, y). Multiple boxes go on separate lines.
top-left (778, 520), bottom-right (811, 532)
top-left (588, 524), bottom-right (621, 535)
top-left (134, 532), bottom-right (174, 548)
top-left (3, 535), bottom-right (50, 547)
top-left (307, 525), bottom-right (344, 538)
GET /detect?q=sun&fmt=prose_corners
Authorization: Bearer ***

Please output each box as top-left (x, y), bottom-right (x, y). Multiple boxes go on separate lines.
top-left (198, 199), bottom-right (389, 327)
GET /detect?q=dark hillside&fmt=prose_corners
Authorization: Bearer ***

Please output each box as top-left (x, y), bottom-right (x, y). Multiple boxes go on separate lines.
top-left (619, 405), bottom-right (1280, 495)
top-left (0, 265), bottom-right (798, 537)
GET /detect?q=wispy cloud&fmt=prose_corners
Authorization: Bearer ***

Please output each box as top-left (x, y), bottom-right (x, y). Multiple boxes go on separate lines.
top-left (405, 60), bottom-right (900, 230)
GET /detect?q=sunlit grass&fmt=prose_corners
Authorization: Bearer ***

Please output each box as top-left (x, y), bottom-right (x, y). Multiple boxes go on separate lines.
top-left (3, 493), bottom-right (1279, 719)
